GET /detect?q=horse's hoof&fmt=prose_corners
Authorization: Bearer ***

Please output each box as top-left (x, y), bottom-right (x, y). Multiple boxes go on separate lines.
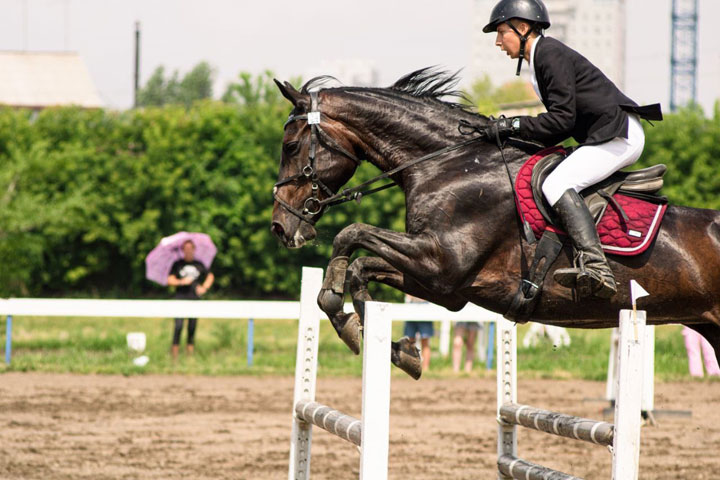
top-left (391, 337), bottom-right (422, 380)
top-left (318, 288), bottom-right (344, 316)
top-left (336, 312), bottom-right (362, 355)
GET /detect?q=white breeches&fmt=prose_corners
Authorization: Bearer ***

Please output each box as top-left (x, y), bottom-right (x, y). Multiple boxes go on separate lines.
top-left (542, 115), bottom-right (645, 206)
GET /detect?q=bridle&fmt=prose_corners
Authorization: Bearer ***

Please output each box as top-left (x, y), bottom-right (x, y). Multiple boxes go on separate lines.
top-left (273, 91), bottom-right (363, 226)
top-left (273, 90), bottom-right (487, 226)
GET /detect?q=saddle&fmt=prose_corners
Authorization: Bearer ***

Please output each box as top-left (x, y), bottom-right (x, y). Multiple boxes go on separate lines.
top-left (507, 146), bottom-right (669, 322)
top-left (517, 146), bottom-right (668, 255)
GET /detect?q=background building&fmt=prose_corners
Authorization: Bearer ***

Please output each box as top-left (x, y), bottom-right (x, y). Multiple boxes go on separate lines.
top-left (0, 51), bottom-right (102, 109)
top-left (471, 0), bottom-right (627, 90)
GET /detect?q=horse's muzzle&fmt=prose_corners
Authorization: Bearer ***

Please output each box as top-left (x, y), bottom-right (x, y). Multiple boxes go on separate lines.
top-left (271, 221), bottom-right (316, 249)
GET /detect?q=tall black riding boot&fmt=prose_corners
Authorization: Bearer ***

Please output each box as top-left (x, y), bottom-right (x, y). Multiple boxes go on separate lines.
top-left (552, 189), bottom-right (617, 299)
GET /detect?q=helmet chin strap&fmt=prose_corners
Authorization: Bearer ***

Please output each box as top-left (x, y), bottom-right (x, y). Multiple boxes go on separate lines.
top-left (505, 21), bottom-right (535, 76)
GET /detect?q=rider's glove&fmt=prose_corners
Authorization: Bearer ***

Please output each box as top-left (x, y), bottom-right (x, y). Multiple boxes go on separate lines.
top-left (486, 116), bottom-right (520, 141)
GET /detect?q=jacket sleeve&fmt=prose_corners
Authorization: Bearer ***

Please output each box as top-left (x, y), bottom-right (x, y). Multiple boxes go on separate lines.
top-left (518, 46), bottom-right (576, 144)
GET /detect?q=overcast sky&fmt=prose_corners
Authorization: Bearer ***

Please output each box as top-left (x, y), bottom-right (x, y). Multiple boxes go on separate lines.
top-left (0, 0), bottom-right (718, 113)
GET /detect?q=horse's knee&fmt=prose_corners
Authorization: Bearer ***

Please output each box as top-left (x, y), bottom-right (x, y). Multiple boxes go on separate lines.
top-left (333, 223), bottom-right (366, 252)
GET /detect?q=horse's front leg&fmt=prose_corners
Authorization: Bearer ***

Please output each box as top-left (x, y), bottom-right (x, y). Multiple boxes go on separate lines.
top-left (317, 222), bottom-right (473, 357)
top-left (316, 253), bottom-right (364, 354)
top-left (344, 256), bottom-right (469, 379)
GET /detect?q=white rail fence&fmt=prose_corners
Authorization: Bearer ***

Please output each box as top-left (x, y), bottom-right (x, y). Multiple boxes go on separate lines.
top-left (0, 283), bottom-right (501, 367)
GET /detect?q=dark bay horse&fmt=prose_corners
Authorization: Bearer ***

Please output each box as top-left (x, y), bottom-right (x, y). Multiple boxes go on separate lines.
top-left (271, 69), bottom-right (720, 378)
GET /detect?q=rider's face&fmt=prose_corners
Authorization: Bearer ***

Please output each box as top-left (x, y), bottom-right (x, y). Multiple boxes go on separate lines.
top-left (495, 22), bottom-right (527, 59)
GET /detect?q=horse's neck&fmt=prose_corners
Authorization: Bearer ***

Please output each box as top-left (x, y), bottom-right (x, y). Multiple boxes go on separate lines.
top-left (332, 91), bottom-right (476, 173)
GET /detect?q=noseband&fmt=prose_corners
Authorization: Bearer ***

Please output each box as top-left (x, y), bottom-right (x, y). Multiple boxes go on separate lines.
top-left (273, 91), bottom-right (362, 226)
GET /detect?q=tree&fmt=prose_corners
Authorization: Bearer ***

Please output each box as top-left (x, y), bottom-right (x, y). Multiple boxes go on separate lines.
top-left (136, 62), bottom-right (214, 107)
top-left (463, 74), bottom-right (537, 115)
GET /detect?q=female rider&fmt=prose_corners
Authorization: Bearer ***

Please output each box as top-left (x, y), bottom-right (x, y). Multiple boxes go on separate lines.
top-left (482, 0), bottom-right (662, 298)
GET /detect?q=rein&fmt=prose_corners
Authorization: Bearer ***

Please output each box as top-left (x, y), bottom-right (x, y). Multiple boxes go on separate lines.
top-left (459, 119), bottom-right (537, 244)
top-left (273, 91), bottom-right (485, 225)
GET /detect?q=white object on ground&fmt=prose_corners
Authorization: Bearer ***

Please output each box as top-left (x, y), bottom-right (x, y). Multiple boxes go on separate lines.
top-left (127, 332), bottom-right (146, 353)
top-left (133, 355), bottom-right (149, 367)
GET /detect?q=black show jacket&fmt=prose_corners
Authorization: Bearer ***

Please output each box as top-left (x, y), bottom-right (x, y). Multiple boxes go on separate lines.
top-left (519, 36), bottom-right (662, 147)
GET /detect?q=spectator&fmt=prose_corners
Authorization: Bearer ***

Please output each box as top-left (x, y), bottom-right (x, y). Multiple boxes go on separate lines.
top-left (682, 326), bottom-right (720, 377)
top-left (167, 240), bottom-right (214, 360)
top-left (403, 294), bottom-right (434, 371)
top-left (453, 322), bottom-right (481, 373)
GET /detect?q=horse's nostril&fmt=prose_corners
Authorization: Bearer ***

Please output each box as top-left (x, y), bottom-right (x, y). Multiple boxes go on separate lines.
top-left (271, 222), bottom-right (285, 239)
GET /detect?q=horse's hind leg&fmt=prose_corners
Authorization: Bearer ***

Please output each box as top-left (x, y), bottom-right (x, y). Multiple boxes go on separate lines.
top-left (345, 256), bottom-right (468, 380)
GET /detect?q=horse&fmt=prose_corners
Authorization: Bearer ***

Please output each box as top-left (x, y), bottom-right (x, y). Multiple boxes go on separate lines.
top-left (270, 68), bottom-right (720, 379)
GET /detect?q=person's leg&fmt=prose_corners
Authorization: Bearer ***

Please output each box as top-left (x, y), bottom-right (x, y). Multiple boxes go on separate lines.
top-left (172, 318), bottom-right (184, 360)
top-left (452, 324), bottom-right (467, 372)
top-left (186, 318), bottom-right (198, 355)
top-left (542, 116), bottom-right (646, 205)
top-left (683, 327), bottom-right (704, 377)
top-left (543, 116), bottom-right (645, 298)
top-left (420, 338), bottom-right (431, 371)
top-left (699, 334), bottom-right (720, 376)
top-left (464, 328), bottom-right (478, 373)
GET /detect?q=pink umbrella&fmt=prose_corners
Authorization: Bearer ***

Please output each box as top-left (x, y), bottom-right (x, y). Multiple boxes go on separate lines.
top-left (145, 231), bottom-right (217, 286)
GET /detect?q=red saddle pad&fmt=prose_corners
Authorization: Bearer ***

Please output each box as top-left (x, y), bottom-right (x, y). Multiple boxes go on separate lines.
top-left (515, 146), bottom-right (667, 257)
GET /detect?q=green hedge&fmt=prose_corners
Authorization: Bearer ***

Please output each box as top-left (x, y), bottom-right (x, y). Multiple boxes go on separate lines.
top-left (0, 87), bottom-right (405, 298)
top-left (0, 78), bottom-right (717, 299)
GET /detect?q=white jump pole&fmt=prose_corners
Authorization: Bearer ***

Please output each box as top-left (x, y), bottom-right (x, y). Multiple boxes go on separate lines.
top-left (612, 309), bottom-right (646, 479)
top-left (497, 310), bottom-right (645, 480)
top-left (359, 301), bottom-right (392, 479)
top-left (289, 267), bottom-right (323, 480)
top-left (496, 316), bottom-right (517, 480)
top-left (289, 267), bottom-right (392, 480)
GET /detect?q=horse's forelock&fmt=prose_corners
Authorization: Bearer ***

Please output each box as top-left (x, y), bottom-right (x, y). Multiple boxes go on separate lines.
top-left (300, 76), bottom-right (341, 95)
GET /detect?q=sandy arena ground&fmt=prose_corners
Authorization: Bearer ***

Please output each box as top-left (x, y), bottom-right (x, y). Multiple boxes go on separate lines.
top-left (0, 373), bottom-right (719, 479)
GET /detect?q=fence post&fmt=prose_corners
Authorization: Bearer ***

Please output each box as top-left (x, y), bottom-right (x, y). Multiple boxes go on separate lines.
top-left (439, 319), bottom-right (451, 357)
top-left (486, 321), bottom-right (496, 370)
top-left (288, 267), bottom-right (323, 480)
top-left (247, 318), bottom-right (254, 367)
top-left (5, 315), bottom-right (11, 365)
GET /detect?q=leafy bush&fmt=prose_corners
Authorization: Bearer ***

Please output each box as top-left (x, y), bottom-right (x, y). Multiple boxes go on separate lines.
top-left (0, 72), bottom-right (717, 300)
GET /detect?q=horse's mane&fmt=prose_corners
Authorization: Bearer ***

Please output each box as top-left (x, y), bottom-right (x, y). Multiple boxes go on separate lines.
top-left (300, 67), bottom-right (475, 114)
top-left (389, 67), bottom-right (470, 110)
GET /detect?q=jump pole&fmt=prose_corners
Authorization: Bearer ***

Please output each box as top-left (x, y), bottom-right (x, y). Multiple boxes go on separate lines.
top-left (289, 267), bottom-right (392, 480)
top-left (289, 267), bottom-right (323, 479)
top-left (497, 309), bottom-right (646, 480)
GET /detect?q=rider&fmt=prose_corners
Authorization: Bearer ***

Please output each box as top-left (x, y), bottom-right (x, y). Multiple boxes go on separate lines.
top-left (481, 0), bottom-right (662, 299)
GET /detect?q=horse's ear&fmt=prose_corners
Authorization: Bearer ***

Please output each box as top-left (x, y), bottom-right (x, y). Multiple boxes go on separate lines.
top-left (274, 79), bottom-right (306, 108)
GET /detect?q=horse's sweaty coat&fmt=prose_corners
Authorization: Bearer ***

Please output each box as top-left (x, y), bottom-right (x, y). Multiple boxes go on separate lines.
top-left (271, 69), bottom-right (720, 377)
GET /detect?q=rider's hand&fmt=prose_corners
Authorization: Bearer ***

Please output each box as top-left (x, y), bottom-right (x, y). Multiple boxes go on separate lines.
top-left (486, 116), bottom-right (520, 140)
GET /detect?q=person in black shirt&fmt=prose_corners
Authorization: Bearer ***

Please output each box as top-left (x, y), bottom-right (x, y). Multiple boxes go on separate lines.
top-left (167, 240), bottom-right (214, 360)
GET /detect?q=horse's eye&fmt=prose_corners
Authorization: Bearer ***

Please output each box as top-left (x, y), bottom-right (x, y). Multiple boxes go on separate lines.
top-left (283, 141), bottom-right (300, 155)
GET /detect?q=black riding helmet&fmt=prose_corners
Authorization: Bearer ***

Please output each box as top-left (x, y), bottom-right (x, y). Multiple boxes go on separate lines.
top-left (483, 0), bottom-right (551, 75)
